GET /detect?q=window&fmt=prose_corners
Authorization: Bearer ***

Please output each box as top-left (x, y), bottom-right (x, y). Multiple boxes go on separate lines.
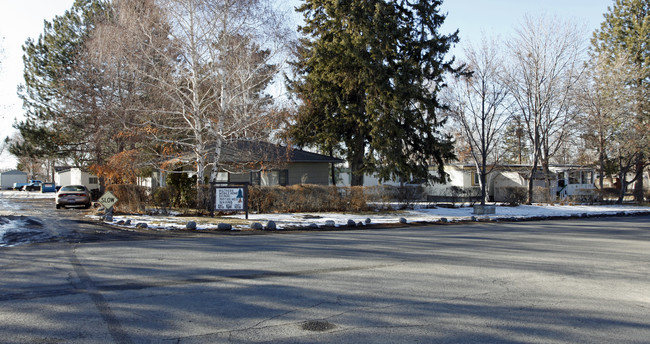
top-left (254, 170), bottom-right (289, 186)
top-left (88, 177), bottom-right (98, 184)
top-left (61, 185), bottom-right (86, 192)
top-left (251, 172), bottom-right (261, 186)
top-left (261, 171), bottom-right (277, 186)
top-left (471, 171), bottom-right (480, 186)
top-left (216, 172), bottom-right (229, 182)
top-left (568, 170), bottom-right (580, 184)
top-left (279, 169), bottom-right (288, 186)
top-left (581, 171), bottom-right (593, 185)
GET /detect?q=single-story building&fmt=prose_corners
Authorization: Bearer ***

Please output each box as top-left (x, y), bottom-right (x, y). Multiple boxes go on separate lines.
top-left (0, 169), bottom-right (28, 190)
top-left (425, 164), bottom-right (597, 202)
top-left (151, 141), bottom-right (344, 188)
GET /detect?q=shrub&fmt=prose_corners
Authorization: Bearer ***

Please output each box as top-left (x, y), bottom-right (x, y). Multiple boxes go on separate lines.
top-left (396, 185), bottom-right (425, 208)
top-left (106, 184), bottom-right (149, 213)
top-left (460, 186), bottom-right (481, 205)
top-left (598, 188), bottom-right (619, 202)
top-left (152, 187), bottom-right (172, 212)
top-left (247, 185), bottom-right (372, 213)
top-left (248, 185), bottom-right (278, 213)
top-left (149, 184), bottom-right (428, 213)
top-left (502, 187), bottom-right (527, 206)
top-left (568, 189), bottom-right (598, 204)
top-left (346, 186), bottom-right (368, 212)
top-left (165, 171), bottom-right (197, 208)
top-left (363, 186), bottom-right (394, 209)
top-left (149, 184), bottom-right (212, 213)
top-left (533, 186), bottom-right (551, 203)
top-left (449, 186), bottom-right (463, 203)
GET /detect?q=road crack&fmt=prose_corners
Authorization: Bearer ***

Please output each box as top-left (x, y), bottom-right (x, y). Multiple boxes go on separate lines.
top-left (65, 244), bottom-right (134, 344)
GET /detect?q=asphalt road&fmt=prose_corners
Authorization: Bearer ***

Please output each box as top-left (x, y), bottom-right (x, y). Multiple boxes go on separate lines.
top-left (0, 195), bottom-right (176, 246)
top-left (1, 198), bottom-right (649, 343)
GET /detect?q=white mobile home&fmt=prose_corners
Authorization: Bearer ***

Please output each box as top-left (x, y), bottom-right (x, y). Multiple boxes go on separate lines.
top-left (55, 168), bottom-right (100, 191)
top-left (426, 164), bottom-right (597, 203)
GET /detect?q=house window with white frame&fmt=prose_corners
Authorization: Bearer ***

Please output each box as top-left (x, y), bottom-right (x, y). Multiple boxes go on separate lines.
top-left (471, 171), bottom-right (480, 186)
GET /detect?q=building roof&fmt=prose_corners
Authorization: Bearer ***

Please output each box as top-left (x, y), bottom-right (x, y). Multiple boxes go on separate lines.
top-left (217, 140), bottom-right (344, 164)
top-left (0, 169), bottom-right (27, 175)
top-left (445, 163), bottom-right (595, 171)
top-left (54, 166), bottom-right (94, 174)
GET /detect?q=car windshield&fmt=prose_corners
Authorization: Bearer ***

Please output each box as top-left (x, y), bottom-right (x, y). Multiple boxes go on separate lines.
top-left (61, 186), bottom-right (86, 192)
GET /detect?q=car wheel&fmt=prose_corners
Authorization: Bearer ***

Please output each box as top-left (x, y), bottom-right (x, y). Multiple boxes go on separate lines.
top-left (84, 203), bottom-right (91, 209)
top-left (56, 204), bottom-right (61, 209)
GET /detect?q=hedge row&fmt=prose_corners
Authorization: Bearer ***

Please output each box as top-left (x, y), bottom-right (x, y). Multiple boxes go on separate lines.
top-left (248, 185), bottom-right (369, 213)
top-left (103, 184), bottom-right (426, 214)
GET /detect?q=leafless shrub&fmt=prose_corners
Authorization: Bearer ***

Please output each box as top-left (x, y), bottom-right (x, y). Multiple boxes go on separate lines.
top-left (502, 187), bottom-right (527, 206)
top-left (107, 184), bottom-right (149, 213)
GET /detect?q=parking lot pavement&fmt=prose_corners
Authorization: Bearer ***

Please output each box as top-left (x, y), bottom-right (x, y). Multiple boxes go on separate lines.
top-left (1, 215), bottom-right (649, 343)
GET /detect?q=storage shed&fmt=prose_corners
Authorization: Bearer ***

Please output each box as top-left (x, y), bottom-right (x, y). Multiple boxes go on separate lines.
top-left (0, 170), bottom-right (28, 190)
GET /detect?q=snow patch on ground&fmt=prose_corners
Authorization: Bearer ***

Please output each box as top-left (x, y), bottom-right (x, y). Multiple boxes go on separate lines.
top-left (103, 204), bottom-right (650, 231)
top-left (0, 217), bottom-right (48, 247)
top-left (0, 190), bottom-right (56, 199)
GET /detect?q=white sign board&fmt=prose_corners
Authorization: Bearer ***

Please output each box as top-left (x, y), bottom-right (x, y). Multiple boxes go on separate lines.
top-left (98, 191), bottom-right (119, 209)
top-left (215, 187), bottom-right (245, 211)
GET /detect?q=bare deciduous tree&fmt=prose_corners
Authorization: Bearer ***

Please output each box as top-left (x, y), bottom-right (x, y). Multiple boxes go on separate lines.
top-left (504, 15), bottom-right (586, 203)
top-left (576, 53), bottom-right (634, 201)
top-left (445, 38), bottom-right (510, 205)
top-left (132, 0), bottom-right (292, 185)
top-left (48, 0), bottom-right (170, 188)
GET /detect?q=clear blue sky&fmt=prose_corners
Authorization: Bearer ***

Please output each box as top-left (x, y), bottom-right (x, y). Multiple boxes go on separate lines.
top-left (0, 0), bottom-right (616, 169)
top-left (440, 0), bottom-right (613, 52)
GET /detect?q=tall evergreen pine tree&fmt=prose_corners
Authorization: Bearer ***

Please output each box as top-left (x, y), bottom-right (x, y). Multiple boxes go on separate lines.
top-left (13, 0), bottom-right (109, 164)
top-left (287, 0), bottom-right (459, 185)
top-left (500, 117), bottom-right (529, 165)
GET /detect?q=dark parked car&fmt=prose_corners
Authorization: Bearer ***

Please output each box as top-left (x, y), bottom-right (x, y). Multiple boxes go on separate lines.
top-left (56, 185), bottom-right (92, 209)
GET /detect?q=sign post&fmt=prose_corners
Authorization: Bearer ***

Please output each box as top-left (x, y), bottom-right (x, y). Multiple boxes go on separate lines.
top-left (212, 183), bottom-right (249, 219)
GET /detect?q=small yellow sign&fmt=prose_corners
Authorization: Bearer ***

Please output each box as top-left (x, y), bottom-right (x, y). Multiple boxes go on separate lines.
top-left (98, 191), bottom-right (119, 209)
